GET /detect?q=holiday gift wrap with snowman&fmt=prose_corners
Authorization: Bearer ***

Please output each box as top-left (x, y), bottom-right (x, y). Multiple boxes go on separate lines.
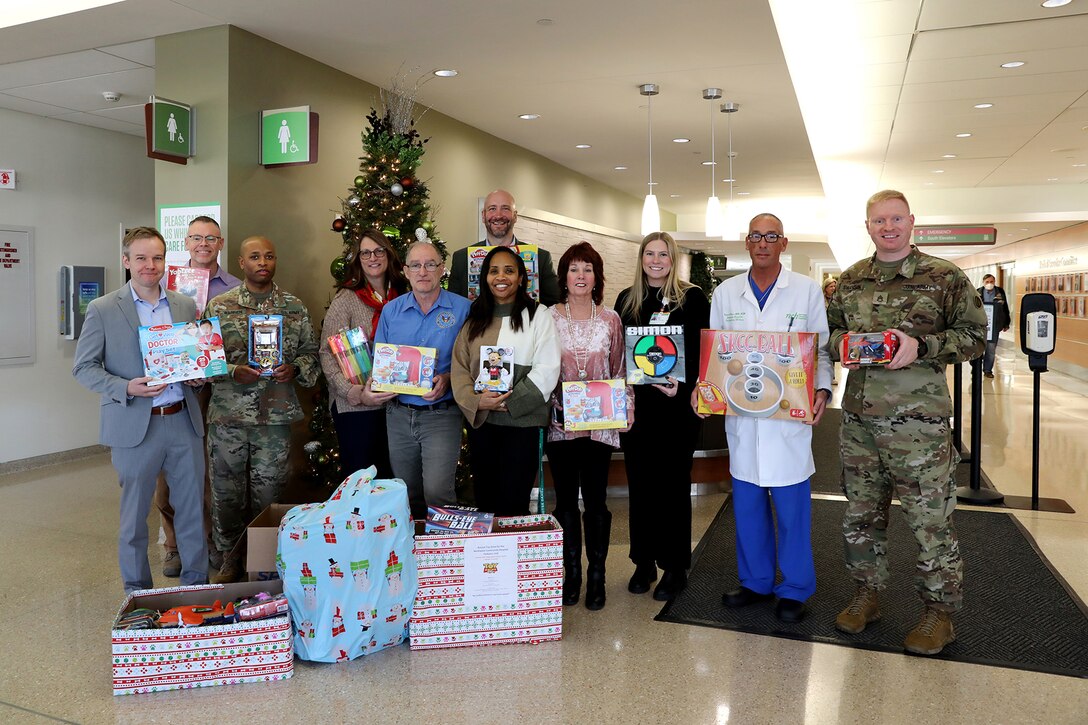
top-left (277, 466), bottom-right (417, 663)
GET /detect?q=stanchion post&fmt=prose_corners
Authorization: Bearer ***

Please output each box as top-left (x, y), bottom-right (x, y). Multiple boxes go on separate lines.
top-left (956, 357), bottom-right (1004, 505)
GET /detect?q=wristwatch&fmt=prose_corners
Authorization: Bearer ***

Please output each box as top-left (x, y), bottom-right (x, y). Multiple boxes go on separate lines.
top-left (915, 336), bottom-right (929, 359)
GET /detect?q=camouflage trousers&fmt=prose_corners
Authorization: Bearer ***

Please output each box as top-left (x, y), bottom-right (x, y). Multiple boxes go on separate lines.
top-left (208, 423), bottom-right (291, 555)
top-left (840, 410), bottom-right (963, 611)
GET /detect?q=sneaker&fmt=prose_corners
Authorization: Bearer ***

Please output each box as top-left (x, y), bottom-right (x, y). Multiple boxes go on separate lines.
top-left (904, 606), bottom-right (955, 655)
top-left (211, 555), bottom-right (244, 584)
top-left (162, 550), bottom-right (181, 578)
top-left (834, 585), bottom-right (880, 634)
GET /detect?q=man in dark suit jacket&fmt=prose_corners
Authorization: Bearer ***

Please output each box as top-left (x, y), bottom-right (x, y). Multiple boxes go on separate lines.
top-left (977, 273), bottom-right (1011, 378)
top-left (448, 189), bottom-right (559, 305)
top-left (73, 226), bottom-right (208, 593)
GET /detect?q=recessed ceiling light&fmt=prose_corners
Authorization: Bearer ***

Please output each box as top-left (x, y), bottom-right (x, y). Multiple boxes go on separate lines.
top-left (433, 69), bottom-right (458, 77)
top-left (1020, 228), bottom-right (1030, 232)
top-left (518, 113), bottom-right (540, 120)
top-left (933, 169), bottom-right (945, 174)
top-left (672, 138), bottom-right (690, 143)
top-left (924, 182), bottom-right (935, 186)
top-left (575, 144), bottom-right (591, 149)
top-left (648, 181), bottom-right (658, 186)
top-left (1041, 0), bottom-right (1071, 8)
top-left (955, 132), bottom-right (972, 138)
top-left (1047, 177), bottom-right (1059, 181)
top-left (701, 161), bottom-right (716, 166)
top-left (942, 154), bottom-right (957, 158)
top-left (974, 103), bottom-right (994, 109)
top-left (669, 194), bottom-right (682, 198)
top-left (737, 191), bottom-right (751, 196)
top-left (721, 178), bottom-right (735, 183)
top-left (1073, 163), bottom-right (1087, 167)
top-left (1001, 61), bottom-right (1026, 69)
top-left (613, 166), bottom-right (628, 171)
top-left (536, 18), bottom-right (555, 25)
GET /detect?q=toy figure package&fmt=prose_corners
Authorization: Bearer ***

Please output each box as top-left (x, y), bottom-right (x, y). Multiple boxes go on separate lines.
top-left (475, 345), bottom-right (514, 392)
top-left (424, 506), bottom-right (495, 535)
top-left (370, 343), bottom-right (437, 395)
top-left (248, 314), bottom-right (283, 376)
top-left (139, 317), bottom-right (228, 385)
top-left (166, 265), bottom-right (211, 315)
top-left (466, 244), bottom-right (541, 301)
top-left (625, 324), bottom-right (686, 385)
top-left (327, 326), bottom-right (373, 386)
top-left (277, 465), bottom-right (417, 663)
top-left (561, 379), bottom-right (628, 431)
top-left (696, 329), bottom-right (817, 422)
top-left (842, 331), bottom-right (899, 366)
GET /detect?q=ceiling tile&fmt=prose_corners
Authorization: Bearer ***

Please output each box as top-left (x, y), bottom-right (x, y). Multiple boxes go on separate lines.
top-left (0, 49), bottom-right (139, 90)
top-left (2, 67), bottom-right (153, 112)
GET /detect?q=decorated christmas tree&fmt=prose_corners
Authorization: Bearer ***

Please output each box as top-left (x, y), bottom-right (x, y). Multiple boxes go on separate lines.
top-left (329, 91), bottom-right (445, 280)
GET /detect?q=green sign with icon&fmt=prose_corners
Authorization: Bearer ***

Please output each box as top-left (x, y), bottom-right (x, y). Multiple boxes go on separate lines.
top-left (150, 97), bottom-right (193, 158)
top-left (260, 106), bottom-right (317, 166)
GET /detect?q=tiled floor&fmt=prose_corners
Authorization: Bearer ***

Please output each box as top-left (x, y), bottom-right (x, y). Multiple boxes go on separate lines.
top-left (2, 345), bottom-right (1087, 723)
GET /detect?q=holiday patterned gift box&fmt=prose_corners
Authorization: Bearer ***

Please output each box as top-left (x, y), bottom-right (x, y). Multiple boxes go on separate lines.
top-left (410, 514), bottom-right (563, 650)
top-left (111, 581), bottom-right (293, 696)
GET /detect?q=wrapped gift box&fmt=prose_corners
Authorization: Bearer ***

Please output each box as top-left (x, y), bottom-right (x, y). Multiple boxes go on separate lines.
top-left (410, 514), bottom-right (563, 650)
top-left (111, 580), bottom-right (293, 696)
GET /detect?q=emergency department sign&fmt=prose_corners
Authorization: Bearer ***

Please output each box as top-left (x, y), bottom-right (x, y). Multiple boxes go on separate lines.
top-left (147, 96), bottom-right (193, 161)
top-left (260, 106), bottom-right (318, 167)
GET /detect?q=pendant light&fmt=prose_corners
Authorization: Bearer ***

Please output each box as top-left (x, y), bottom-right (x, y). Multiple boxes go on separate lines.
top-left (639, 83), bottom-right (660, 235)
top-left (720, 101), bottom-right (741, 240)
top-left (703, 88), bottom-right (724, 236)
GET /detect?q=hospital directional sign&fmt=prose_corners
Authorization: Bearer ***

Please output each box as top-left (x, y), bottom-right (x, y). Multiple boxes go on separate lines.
top-left (146, 96), bottom-right (193, 162)
top-left (260, 106), bottom-right (318, 167)
top-left (914, 225), bottom-right (997, 246)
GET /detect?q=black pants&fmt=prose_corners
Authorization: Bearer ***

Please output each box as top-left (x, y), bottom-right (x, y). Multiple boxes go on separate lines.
top-left (332, 404), bottom-right (392, 480)
top-left (545, 437), bottom-right (611, 515)
top-left (467, 423), bottom-right (542, 516)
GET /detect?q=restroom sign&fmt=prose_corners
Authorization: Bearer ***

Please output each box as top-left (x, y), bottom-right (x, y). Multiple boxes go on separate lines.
top-left (146, 96), bottom-right (193, 164)
top-left (260, 106), bottom-right (318, 167)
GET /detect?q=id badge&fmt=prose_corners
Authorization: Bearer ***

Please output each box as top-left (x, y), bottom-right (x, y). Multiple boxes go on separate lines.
top-left (649, 311), bottom-right (670, 325)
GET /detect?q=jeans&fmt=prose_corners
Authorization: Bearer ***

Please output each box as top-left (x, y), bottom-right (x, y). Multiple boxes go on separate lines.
top-left (386, 402), bottom-right (463, 518)
top-left (982, 341), bottom-right (998, 373)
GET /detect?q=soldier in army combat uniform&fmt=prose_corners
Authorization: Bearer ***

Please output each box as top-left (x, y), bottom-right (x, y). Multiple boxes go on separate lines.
top-left (205, 236), bottom-right (320, 582)
top-left (826, 190), bottom-right (986, 655)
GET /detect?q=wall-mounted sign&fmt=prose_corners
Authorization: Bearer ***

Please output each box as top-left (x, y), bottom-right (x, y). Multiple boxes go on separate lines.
top-left (0, 169), bottom-right (15, 189)
top-left (260, 106), bottom-right (319, 167)
top-left (914, 225), bottom-right (996, 246)
top-left (145, 96), bottom-right (193, 164)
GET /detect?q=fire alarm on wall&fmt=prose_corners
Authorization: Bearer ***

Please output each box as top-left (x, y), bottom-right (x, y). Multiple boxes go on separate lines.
top-left (0, 169), bottom-right (15, 189)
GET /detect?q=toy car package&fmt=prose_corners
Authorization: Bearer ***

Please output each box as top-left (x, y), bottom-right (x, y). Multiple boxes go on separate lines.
top-left (842, 331), bottom-right (899, 366)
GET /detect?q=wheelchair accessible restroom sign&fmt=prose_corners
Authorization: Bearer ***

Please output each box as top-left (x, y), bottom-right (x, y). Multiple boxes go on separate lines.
top-left (146, 96), bottom-right (193, 163)
top-left (260, 106), bottom-right (319, 167)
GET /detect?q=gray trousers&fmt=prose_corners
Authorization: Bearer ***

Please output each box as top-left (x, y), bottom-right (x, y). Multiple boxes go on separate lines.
top-left (112, 412), bottom-right (208, 593)
top-left (386, 403), bottom-right (463, 518)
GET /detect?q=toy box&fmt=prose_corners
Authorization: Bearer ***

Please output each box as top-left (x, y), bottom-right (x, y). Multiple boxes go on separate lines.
top-left (561, 379), bottom-right (628, 431)
top-left (111, 580), bottom-right (293, 696)
top-left (475, 345), bottom-right (514, 392)
top-left (370, 342), bottom-right (437, 395)
top-left (466, 244), bottom-right (541, 301)
top-left (842, 331), bottom-right (899, 365)
top-left (245, 503), bottom-right (297, 581)
top-left (625, 324), bottom-right (686, 385)
top-left (166, 266), bottom-right (210, 315)
top-left (248, 314), bottom-right (283, 375)
top-left (410, 514), bottom-right (563, 650)
top-left (425, 505), bottom-right (495, 534)
top-left (139, 317), bottom-right (228, 385)
top-left (696, 329), bottom-right (817, 422)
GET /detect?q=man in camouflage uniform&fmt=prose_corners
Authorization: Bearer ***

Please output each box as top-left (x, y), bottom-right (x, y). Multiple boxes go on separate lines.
top-left (205, 236), bottom-right (320, 582)
top-left (826, 190), bottom-right (986, 655)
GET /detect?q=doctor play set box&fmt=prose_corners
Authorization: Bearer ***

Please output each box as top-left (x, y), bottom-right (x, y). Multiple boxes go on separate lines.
top-left (696, 330), bottom-right (817, 422)
top-left (111, 580), bottom-right (293, 696)
top-left (370, 343), bottom-right (437, 395)
top-left (410, 514), bottom-right (563, 651)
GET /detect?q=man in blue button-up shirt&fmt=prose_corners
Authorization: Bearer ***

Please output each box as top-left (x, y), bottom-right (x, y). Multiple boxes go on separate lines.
top-left (367, 241), bottom-right (471, 517)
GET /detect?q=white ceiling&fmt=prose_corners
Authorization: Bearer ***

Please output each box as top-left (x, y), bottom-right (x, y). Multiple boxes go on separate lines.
top-left (1, 0), bottom-right (1086, 267)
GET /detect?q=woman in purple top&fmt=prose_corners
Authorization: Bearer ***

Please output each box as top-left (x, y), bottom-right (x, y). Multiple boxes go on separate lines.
top-left (546, 242), bottom-right (632, 610)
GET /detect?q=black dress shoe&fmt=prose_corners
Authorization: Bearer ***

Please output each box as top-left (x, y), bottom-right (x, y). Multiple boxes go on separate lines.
top-left (775, 597), bottom-right (808, 623)
top-left (652, 569), bottom-right (687, 601)
top-left (722, 586), bottom-right (775, 608)
top-left (627, 562), bottom-right (658, 594)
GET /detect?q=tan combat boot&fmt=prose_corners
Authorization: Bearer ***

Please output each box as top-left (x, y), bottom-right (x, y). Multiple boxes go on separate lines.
top-left (211, 553), bottom-right (244, 584)
top-left (834, 585), bottom-right (880, 634)
top-left (904, 606), bottom-right (955, 655)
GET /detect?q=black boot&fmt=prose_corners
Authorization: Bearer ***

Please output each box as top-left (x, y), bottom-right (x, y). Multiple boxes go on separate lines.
top-left (583, 510), bottom-right (612, 611)
top-left (555, 510), bottom-right (582, 606)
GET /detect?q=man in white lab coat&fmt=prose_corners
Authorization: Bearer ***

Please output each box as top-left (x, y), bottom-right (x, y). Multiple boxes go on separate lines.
top-left (693, 213), bottom-right (832, 623)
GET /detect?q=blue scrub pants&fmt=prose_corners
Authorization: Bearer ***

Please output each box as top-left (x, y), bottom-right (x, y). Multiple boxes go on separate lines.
top-left (732, 477), bottom-right (815, 602)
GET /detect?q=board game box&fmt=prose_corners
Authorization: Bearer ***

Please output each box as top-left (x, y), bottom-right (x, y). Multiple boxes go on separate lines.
top-left (624, 324), bottom-right (686, 385)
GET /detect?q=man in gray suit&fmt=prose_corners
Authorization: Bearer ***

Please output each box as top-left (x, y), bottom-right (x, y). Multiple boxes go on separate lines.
top-left (74, 226), bottom-right (208, 593)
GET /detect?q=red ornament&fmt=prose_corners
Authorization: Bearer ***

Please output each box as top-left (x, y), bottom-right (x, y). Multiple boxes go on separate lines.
top-left (332, 217), bottom-right (346, 232)
top-left (400, 177), bottom-right (413, 189)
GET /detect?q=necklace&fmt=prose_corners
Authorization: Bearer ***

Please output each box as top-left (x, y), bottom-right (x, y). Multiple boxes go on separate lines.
top-left (564, 301), bottom-right (598, 380)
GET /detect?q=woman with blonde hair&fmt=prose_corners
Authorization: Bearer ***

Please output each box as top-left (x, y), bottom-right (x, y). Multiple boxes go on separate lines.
top-left (615, 232), bottom-right (710, 601)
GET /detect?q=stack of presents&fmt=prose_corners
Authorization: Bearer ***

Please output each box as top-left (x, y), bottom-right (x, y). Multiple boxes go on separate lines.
top-left (111, 466), bottom-right (564, 696)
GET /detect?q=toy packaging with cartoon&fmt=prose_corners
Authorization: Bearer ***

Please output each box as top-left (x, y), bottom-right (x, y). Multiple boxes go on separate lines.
top-left (327, 325), bottom-right (373, 386)
top-left (166, 265), bottom-right (211, 315)
top-left (424, 505), bottom-right (495, 534)
top-left (248, 314), bottom-right (283, 376)
top-left (466, 244), bottom-right (541, 301)
top-left (370, 342), bottom-right (437, 395)
top-left (474, 345), bottom-right (514, 392)
top-left (696, 330), bottom-right (817, 423)
top-left (277, 466), bottom-right (417, 663)
top-left (842, 331), bottom-right (899, 366)
top-left (624, 324), bottom-right (686, 385)
top-left (561, 379), bottom-right (628, 431)
top-left (139, 317), bottom-right (228, 385)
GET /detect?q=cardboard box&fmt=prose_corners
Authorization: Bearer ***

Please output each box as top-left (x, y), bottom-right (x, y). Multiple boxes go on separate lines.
top-left (111, 580), bottom-right (293, 696)
top-left (245, 503), bottom-right (296, 581)
top-left (410, 514), bottom-right (563, 650)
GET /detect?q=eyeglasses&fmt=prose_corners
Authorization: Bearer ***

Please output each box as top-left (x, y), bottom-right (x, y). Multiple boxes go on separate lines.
top-left (746, 233), bottom-right (783, 244)
top-left (407, 261), bottom-right (441, 272)
top-left (187, 234), bottom-right (222, 244)
top-left (359, 248), bottom-right (387, 260)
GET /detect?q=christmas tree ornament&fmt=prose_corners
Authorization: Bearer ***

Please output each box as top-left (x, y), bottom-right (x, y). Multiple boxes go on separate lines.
top-left (330, 256), bottom-right (347, 281)
top-left (401, 177), bottom-right (413, 188)
top-left (390, 183), bottom-right (403, 196)
top-left (332, 217), bottom-right (346, 232)
top-left (382, 225), bottom-right (401, 239)
top-left (415, 227), bottom-right (429, 242)
top-left (348, 194), bottom-right (361, 206)
top-left (354, 175), bottom-right (365, 188)
top-left (421, 220), bottom-right (434, 232)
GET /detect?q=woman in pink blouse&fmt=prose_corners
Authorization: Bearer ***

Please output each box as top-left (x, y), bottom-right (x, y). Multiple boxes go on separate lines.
top-left (546, 242), bottom-right (632, 610)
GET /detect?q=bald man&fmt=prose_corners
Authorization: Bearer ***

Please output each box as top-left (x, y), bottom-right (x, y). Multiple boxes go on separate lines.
top-left (204, 236), bottom-right (320, 582)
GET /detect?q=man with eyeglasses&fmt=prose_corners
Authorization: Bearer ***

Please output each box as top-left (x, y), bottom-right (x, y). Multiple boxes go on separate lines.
top-left (154, 216), bottom-right (241, 578)
top-left (826, 190), bottom-right (985, 655)
top-left (367, 241), bottom-right (471, 517)
top-left (693, 213), bottom-right (832, 624)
